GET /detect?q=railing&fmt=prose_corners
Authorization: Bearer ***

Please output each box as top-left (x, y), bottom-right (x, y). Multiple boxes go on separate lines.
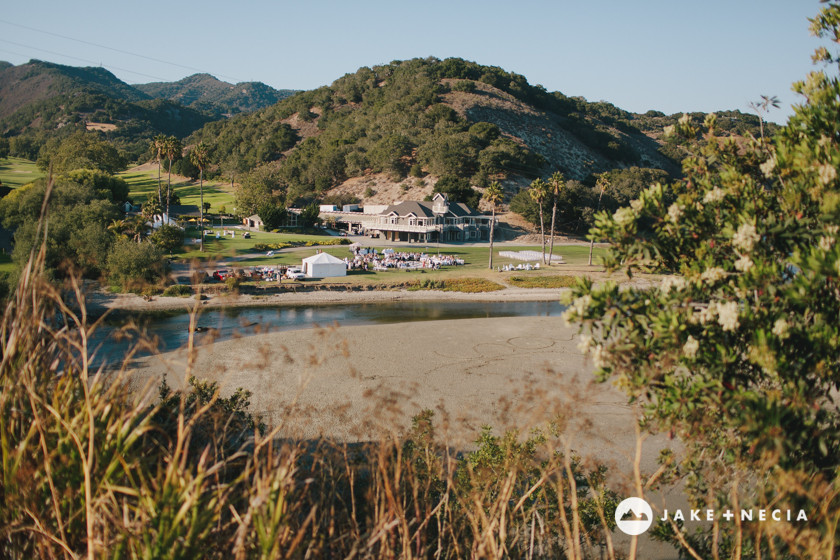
top-left (373, 223), bottom-right (439, 233)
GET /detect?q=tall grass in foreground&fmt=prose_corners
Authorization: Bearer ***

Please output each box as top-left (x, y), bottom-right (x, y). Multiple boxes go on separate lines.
top-left (0, 235), bottom-right (629, 558)
top-left (3, 225), bottom-right (836, 559)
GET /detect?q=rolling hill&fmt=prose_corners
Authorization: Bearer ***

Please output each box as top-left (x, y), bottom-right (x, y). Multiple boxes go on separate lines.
top-left (188, 57), bottom-right (770, 212)
top-left (0, 61), bottom-right (295, 163)
top-left (134, 73), bottom-right (297, 117)
top-left (0, 60), bottom-right (214, 161)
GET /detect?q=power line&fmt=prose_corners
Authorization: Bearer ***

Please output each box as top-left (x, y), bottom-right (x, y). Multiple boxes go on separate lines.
top-left (0, 38), bottom-right (171, 82)
top-left (0, 18), bottom-right (241, 82)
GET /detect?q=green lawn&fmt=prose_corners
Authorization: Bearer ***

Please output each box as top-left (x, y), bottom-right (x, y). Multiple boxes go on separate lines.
top-left (0, 253), bottom-right (15, 274)
top-left (0, 157), bottom-right (43, 188)
top-left (231, 244), bottom-right (606, 286)
top-left (118, 167), bottom-right (236, 213)
top-left (174, 229), bottom-right (350, 260)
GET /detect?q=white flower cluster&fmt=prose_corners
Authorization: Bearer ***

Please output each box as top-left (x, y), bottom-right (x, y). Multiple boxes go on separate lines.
top-left (694, 300), bottom-right (739, 331)
top-left (819, 236), bottom-right (835, 252)
top-left (772, 318), bottom-right (790, 339)
top-left (732, 223), bottom-right (760, 252)
top-left (760, 155), bottom-right (777, 178)
top-left (717, 301), bottom-right (740, 331)
top-left (734, 254), bottom-right (754, 272)
top-left (562, 294), bottom-right (592, 326)
top-left (660, 275), bottom-right (687, 295)
top-left (696, 301), bottom-right (718, 324)
top-left (630, 199), bottom-right (644, 213)
top-left (819, 163), bottom-right (837, 185)
top-left (576, 333), bottom-right (607, 367)
top-left (591, 344), bottom-right (607, 368)
top-left (668, 203), bottom-right (684, 223)
top-left (613, 207), bottom-right (635, 227)
top-left (576, 333), bottom-right (593, 353)
top-left (701, 267), bottom-right (727, 284)
top-left (703, 187), bottom-right (726, 203)
top-left (683, 336), bottom-right (699, 359)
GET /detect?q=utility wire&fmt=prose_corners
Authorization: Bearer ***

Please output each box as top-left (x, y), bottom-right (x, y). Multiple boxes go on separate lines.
top-left (0, 18), bottom-right (240, 82)
top-left (0, 38), bottom-right (171, 82)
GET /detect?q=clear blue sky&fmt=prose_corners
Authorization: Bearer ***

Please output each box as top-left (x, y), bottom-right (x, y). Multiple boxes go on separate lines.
top-left (0, 1), bottom-right (828, 123)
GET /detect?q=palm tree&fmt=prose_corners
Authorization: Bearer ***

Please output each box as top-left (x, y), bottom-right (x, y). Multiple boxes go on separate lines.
top-left (482, 181), bottom-right (504, 269)
top-left (529, 178), bottom-right (549, 263)
top-left (547, 172), bottom-right (565, 265)
top-left (107, 218), bottom-right (128, 240)
top-left (152, 134), bottom-right (167, 205)
top-left (588, 175), bottom-right (610, 266)
top-left (126, 215), bottom-right (148, 243)
top-left (190, 142), bottom-right (210, 252)
top-left (163, 136), bottom-right (182, 220)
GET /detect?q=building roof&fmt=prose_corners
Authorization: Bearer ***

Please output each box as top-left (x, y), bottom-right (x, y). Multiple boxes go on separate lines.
top-left (448, 202), bottom-right (475, 217)
top-left (380, 198), bottom-right (482, 219)
top-left (302, 252), bottom-right (345, 265)
top-left (164, 204), bottom-right (200, 216)
top-left (382, 201), bottom-right (437, 218)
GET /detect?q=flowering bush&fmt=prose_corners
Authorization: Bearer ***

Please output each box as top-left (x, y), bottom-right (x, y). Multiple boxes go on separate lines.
top-left (563, 3), bottom-right (840, 557)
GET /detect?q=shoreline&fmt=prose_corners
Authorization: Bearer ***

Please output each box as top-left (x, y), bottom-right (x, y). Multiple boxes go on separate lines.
top-left (86, 274), bottom-right (655, 314)
top-left (88, 286), bottom-right (573, 314)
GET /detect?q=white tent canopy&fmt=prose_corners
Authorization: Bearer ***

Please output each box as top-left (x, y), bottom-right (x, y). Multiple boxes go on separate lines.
top-left (302, 252), bottom-right (347, 278)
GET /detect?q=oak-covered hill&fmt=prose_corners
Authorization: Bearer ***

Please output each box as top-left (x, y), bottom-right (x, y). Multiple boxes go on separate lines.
top-left (134, 73), bottom-right (297, 118)
top-left (189, 57), bottom-right (770, 211)
top-left (0, 60), bottom-right (214, 161)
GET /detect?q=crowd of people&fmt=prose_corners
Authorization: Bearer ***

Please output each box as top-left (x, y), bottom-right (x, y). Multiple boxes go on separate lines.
top-left (346, 248), bottom-right (465, 271)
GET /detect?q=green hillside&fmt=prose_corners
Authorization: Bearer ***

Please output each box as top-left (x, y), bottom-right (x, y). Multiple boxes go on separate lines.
top-left (189, 57), bottom-right (769, 208)
top-left (134, 73), bottom-right (297, 117)
top-left (0, 60), bottom-right (214, 162)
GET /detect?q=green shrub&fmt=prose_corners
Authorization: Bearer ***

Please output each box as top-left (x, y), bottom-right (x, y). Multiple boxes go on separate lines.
top-left (508, 275), bottom-right (577, 288)
top-left (407, 277), bottom-right (504, 293)
top-left (106, 239), bottom-right (164, 284)
top-left (162, 284), bottom-right (192, 297)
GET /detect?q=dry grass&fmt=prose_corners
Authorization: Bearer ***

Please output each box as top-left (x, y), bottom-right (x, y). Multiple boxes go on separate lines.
top-left (2, 189), bottom-right (831, 559)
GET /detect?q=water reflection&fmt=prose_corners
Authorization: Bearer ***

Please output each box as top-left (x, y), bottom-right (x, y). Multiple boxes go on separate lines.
top-left (91, 300), bottom-right (565, 366)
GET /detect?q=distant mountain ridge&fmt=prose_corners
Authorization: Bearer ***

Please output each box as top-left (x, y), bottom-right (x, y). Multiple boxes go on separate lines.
top-left (0, 60), bottom-right (295, 161)
top-left (134, 73), bottom-right (297, 116)
top-left (0, 59), bottom-right (149, 121)
top-left (0, 60), bottom-right (215, 160)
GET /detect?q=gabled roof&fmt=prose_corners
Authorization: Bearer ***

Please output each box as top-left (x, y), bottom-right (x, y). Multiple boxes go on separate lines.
top-left (448, 203), bottom-right (476, 217)
top-left (381, 201), bottom-right (437, 218)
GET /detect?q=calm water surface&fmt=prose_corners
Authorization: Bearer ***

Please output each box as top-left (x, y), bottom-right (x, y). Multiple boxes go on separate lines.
top-left (89, 300), bottom-right (566, 365)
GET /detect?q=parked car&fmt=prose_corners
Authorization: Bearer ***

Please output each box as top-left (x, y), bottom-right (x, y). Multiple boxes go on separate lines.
top-left (285, 267), bottom-right (305, 280)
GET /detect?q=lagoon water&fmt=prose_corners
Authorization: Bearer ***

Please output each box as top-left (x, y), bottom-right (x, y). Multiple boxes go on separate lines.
top-left (90, 300), bottom-right (565, 366)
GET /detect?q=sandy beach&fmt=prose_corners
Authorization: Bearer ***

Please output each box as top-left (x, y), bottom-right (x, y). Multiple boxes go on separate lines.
top-left (127, 308), bottom-right (684, 559)
top-left (130, 314), bottom-right (678, 479)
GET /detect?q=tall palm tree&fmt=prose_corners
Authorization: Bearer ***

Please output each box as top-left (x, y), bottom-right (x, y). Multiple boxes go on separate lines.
top-left (163, 136), bottom-right (182, 220)
top-left (482, 181), bottom-right (504, 269)
top-left (190, 142), bottom-right (210, 252)
top-left (152, 134), bottom-right (167, 205)
top-left (547, 172), bottom-right (566, 265)
top-left (588, 175), bottom-right (610, 266)
top-left (529, 178), bottom-right (549, 263)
